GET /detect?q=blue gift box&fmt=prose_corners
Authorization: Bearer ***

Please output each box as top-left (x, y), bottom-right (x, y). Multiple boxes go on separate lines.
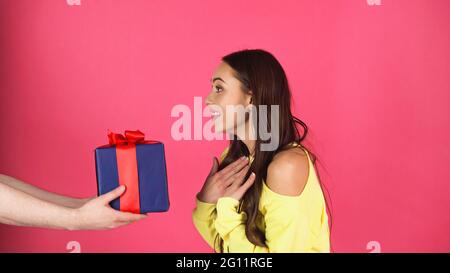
top-left (95, 141), bottom-right (170, 214)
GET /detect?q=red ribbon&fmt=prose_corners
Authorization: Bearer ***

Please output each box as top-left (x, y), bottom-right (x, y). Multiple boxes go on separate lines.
top-left (106, 130), bottom-right (157, 213)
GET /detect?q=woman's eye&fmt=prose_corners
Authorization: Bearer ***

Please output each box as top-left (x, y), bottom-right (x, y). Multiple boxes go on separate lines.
top-left (214, 86), bottom-right (223, 93)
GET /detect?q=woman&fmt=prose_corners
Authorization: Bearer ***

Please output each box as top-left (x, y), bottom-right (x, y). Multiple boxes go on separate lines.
top-left (0, 174), bottom-right (146, 230)
top-left (193, 49), bottom-right (330, 252)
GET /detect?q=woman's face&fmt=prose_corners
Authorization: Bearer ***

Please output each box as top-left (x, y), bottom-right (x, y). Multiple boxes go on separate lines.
top-left (205, 61), bottom-right (252, 134)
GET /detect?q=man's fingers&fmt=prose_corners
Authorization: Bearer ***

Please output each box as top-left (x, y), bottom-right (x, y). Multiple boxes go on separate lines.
top-left (99, 185), bottom-right (126, 204)
top-left (115, 211), bottom-right (147, 222)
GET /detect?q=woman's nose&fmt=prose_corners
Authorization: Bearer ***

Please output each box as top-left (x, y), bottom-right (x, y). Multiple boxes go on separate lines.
top-left (205, 92), bottom-right (214, 106)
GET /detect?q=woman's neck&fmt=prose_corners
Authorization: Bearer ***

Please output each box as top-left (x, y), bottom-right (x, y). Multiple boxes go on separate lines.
top-left (235, 121), bottom-right (256, 157)
top-left (242, 138), bottom-right (256, 157)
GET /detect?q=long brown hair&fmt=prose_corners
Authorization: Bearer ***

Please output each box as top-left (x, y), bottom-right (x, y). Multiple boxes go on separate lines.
top-left (214, 49), bottom-right (332, 252)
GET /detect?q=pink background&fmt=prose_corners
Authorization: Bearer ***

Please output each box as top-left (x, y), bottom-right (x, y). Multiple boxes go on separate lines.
top-left (1, 0), bottom-right (449, 252)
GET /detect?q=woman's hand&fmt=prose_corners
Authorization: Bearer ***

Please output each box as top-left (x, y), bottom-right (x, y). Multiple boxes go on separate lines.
top-left (197, 156), bottom-right (256, 204)
top-left (72, 185), bottom-right (147, 230)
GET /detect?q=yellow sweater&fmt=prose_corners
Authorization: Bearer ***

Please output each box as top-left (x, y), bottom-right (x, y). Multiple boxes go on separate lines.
top-left (192, 143), bottom-right (330, 253)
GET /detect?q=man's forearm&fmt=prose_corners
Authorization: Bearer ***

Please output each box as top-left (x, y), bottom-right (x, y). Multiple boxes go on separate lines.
top-left (0, 174), bottom-right (86, 208)
top-left (0, 216), bottom-right (21, 226)
top-left (0, 182), bottom-right (78, 230)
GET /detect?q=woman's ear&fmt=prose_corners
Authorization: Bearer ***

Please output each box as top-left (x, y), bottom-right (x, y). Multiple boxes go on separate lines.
top-left (246, 96), bottom-right (254, 113)
top-left (245, 97), bottom-right (253, 112)
top-left (246, 91), bottom-right (253, 105)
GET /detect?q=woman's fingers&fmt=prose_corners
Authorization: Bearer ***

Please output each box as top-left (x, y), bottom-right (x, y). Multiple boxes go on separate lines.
top-left (218, 156), bottom-right (247, 176)
top-left (208, 157), bottom-right (219, 177)
top-left (233, 172), bottom-right (256, 199)
top-left (220, 157), bottom-right (249, 181)
top-left (224, 165), bottom-right (250, 187)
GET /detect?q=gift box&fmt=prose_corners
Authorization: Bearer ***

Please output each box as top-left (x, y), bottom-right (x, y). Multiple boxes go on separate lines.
top-left (95, 130), bottom-right (170, 214)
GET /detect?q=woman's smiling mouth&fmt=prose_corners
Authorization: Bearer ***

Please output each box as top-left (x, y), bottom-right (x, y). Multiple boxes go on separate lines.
top-left (211, 111), bottom-right (221, 118)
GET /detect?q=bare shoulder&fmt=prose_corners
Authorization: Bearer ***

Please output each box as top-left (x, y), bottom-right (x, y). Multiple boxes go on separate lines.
top-left (266, 146), bottom-right (310, 197)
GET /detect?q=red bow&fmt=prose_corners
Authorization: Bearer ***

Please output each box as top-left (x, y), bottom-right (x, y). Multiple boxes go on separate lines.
top-left (104, 129), bottom-right (157, 214)
top-left (108, 130), bottom-right (146, 146)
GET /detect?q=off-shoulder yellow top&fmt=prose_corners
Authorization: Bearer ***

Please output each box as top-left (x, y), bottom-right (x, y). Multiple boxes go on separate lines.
top-left (192, 142), bottom-right (330, 252)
